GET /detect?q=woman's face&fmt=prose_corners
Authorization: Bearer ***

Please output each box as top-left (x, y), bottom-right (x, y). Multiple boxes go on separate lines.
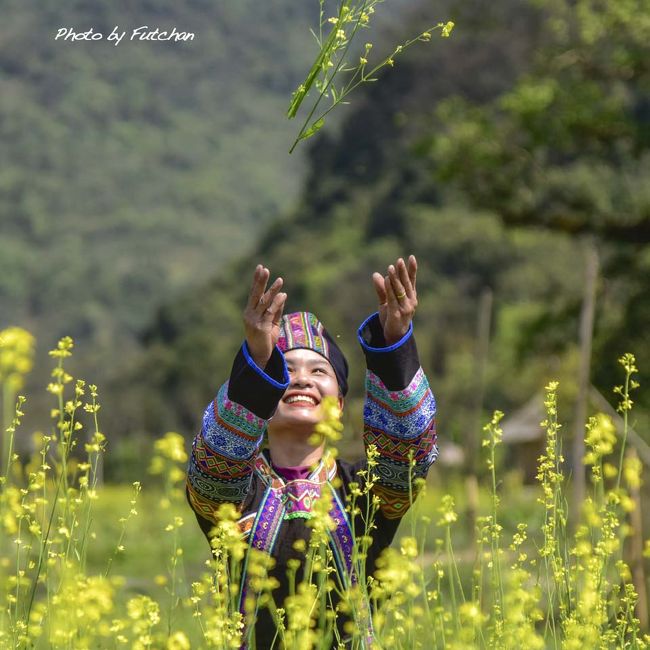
top-left (267, 348), bottom-right (342, 435)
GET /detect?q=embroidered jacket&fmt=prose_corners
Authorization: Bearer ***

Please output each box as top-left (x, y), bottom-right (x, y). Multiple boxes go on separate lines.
top-left (186, 313), bottom-right (438, 648)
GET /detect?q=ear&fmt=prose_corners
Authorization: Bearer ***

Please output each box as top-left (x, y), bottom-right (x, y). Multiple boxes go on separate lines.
top-left (338, 395), bottom-right (345, 412)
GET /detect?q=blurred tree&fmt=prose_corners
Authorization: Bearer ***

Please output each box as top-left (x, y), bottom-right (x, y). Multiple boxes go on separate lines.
top-left (431, 0), bottom-right (650, 241)
top-left (428, 0), bottom-right (650, 416)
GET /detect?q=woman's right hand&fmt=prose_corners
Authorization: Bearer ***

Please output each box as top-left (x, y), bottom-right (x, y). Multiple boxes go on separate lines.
top-left (243, 264), bottom-right (287, 369)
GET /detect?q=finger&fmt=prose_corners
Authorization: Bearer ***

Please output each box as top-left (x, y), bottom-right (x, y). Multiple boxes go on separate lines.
top-left (372, 272), bottom-right (388, 306)
top-left (271, 292), bottom-right (287, 325)
top-left (248, 265), bottom-right (270, 308)
top-left (263, 291), bottom-right (286, 323)
top-left (396, 258), bottom-right (415, 299)
top-left (384, 273), bottom-right (399, 309)
top-left (408, 255), bottom-right (417, 292)
top-left (388, 264), bottom-right (407, 303)
top-left (257, 276), bottom-right (283, 311)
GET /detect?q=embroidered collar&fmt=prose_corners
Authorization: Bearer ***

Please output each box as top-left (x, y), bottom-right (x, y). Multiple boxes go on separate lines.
top-left (255, 449), bottom-right (336, 489)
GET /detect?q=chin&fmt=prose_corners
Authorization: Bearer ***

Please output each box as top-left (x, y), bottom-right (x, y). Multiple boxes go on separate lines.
top-left (268, 406), bottom-right (323, 435)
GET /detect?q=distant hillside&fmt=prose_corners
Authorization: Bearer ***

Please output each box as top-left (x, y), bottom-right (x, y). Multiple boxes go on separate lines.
top-left (0, 1), bottom-right (317, 343)
top-left (0, 0), bottom-right (414, 424)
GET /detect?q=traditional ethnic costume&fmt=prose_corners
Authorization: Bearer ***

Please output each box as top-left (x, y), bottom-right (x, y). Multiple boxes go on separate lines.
top-left (186, 312), bottom-right (438, 649)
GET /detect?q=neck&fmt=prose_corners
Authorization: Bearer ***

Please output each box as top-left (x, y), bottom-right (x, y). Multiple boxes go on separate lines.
top-left (268, 431), bottom-right (325, 468)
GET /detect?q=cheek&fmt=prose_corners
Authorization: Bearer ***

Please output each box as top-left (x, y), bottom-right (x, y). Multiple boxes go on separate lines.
top-left (317, 376), bottom-right (340, 398)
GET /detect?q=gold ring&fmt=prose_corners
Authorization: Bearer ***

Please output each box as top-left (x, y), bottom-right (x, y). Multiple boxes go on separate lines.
top-left (396, 291), bottom-right (406, 300)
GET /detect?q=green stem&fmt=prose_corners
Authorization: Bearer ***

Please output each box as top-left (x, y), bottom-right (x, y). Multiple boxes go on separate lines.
top-left (615, 368), bottom-right (631, 493)
top-left (289, 0), bottom-right (369, 152)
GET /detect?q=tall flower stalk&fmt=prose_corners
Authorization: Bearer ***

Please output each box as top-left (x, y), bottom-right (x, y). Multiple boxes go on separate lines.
top-left (536, 381), bottom-right (570, 643)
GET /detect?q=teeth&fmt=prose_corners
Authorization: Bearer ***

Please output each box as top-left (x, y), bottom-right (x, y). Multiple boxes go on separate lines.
top-left (286, 395), bottom-right (317, 405)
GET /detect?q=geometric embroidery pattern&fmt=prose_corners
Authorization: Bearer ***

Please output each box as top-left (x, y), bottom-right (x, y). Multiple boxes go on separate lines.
top-left (364, 369), bottom-right (436, 440)
top-left (186, 381), bottom-right (268, 520)
top-left (372, 482), bottom-right (415, 520)
top-left (277, 311), bottom-right (330, 359)
top-left (362, 367), bottom-right (438, 518)
top-left (202, 383), bottom-right (266, 459)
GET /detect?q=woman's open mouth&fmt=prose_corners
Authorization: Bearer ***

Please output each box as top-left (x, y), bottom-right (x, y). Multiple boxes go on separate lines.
top-left (284, 393), bottom-right (319, 407)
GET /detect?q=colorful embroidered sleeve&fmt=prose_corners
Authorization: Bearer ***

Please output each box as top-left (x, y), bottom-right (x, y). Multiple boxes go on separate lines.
top-left (186, 342), bottom-right (289, 525)
top-left (358, 313), bottom-right (438, 520)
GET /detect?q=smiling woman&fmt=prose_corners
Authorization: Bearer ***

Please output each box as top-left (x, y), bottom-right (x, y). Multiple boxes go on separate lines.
top-left (267, 347), bottom-right (342, 468)
top-left (185, 258), bottom-right (438, 649)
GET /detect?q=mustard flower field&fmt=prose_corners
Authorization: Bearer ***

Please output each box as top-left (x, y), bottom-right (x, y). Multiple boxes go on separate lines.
top-left (1, 330), bottom-right (649, 649)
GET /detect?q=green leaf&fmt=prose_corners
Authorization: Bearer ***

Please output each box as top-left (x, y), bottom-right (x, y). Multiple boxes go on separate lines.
top-left (299, 118), bottom-right (325, 141)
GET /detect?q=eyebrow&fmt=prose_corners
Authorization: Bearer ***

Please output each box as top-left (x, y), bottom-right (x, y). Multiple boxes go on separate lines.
top-left (286, 358), bottom-right (332, 370)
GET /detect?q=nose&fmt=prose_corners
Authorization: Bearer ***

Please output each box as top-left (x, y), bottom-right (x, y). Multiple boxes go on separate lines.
top-left (289, 366), bottom-right (313, 387)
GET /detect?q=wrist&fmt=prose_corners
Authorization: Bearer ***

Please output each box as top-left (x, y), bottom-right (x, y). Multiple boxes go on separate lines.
top-left (384, 325), bottom-right (409, 346)
top-left (245, 341), bottom-right (272, 370)
top-left (250, 350), bottom-right (271, 369)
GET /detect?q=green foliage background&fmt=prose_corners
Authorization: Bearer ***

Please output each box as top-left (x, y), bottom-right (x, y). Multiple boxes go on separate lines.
top-left (0, 0), bottom-right (648, 479)
top-left (0, 0), bottom-right (319, 387)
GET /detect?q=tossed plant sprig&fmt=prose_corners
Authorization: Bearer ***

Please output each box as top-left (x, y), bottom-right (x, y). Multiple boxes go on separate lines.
top-left (288, 0), bottom-right (454, 152)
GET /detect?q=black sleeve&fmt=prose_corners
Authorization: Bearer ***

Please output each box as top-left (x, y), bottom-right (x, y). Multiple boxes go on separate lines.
top-left (226, 341), bottom-right (290, 420)
top-left (357, 313), bottom-right (420, 391)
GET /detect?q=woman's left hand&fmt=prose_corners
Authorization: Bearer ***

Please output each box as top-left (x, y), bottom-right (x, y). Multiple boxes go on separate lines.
top-left (372, 255), bottom-right (418, 345)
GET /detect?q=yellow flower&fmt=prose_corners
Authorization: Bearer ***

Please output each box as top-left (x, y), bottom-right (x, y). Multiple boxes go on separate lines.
top-left (0, 327), bottom-right (35, 391)
top-left (167, 631), bottom-right (190, 650)
top-left (623, 454), bottom-right (643, 489)
top-left (584, 413), bottom-right (616, 463)
top-left (441, 21), bottom-right (455, 38)
top-left (437, 494), bottom-right (458, 526)
top-left (153, 432), bottom-right (188, 463)
top-left (400, 536), bottom-right (418, 559)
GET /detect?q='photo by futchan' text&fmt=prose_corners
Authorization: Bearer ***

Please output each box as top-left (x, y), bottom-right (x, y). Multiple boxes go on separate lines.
top-left (54, 26), bottom-right (195, 45)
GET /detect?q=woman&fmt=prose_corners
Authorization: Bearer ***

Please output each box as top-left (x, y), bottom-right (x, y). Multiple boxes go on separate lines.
top-left (186, 255), bottom-right (438, 648)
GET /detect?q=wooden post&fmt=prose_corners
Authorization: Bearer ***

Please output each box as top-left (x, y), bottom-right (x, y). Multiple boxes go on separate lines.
top-left (572, 243), bottom-right (598, 523)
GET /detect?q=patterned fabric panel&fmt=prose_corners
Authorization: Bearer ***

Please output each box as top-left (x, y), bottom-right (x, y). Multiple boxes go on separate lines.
top-left (186, 381), bottom-right (267, 519)
top-left (187, 452), bottom-right (252, 501)
top-left (202, 383), bottom-right (267, 459)
top-left (192, 434), bottom-right (252, 478)
top-left (186, 482), bottom-right (246, 526)
top-left (363, 367), bottom-right (438, 519)
top-left (277, 311), bottom-right (329, 358)
top-left (238, 512), bottom-right (256, 538)
top-left (372, 483), bottom-right (416, 521)
top-left (372, 450), bottom-right (438, 487)
top-left (364, 368), bottom-right (436, 440)
top-left (364, 423), bottom-right (437, 464)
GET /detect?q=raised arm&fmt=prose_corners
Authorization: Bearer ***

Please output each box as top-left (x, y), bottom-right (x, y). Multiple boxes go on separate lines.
top-left (186, 265), bottom-right (288, 527)
top-left (359, 256), bottom-right (438, 520)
